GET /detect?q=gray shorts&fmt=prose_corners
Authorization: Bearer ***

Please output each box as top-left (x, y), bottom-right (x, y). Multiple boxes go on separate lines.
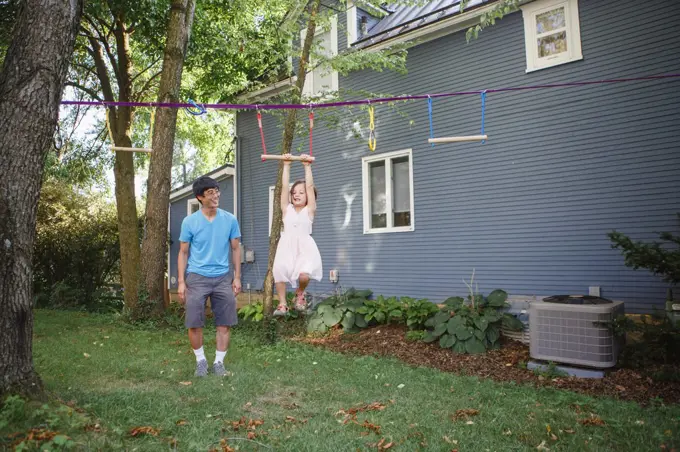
top-left (185, 272), bottom-right (238, 328)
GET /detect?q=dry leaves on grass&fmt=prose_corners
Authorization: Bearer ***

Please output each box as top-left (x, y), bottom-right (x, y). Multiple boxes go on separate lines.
top-left (229, 416), bottom-right (264, 432)
top-left (368, 438), bottom-right (394, 450)
top-left (129, 426), bottom-right (160, 437)
top-left (285, 416), bottom-right (308, 424)
top-left (578, 414), bottom-right (606, 426)
top-left (336, 401), bottom-right (390, 424)
top-left (8, 428), bottom-right (59, 443)
top-left (176, 419), bottom-right (188, 426)
top-left (209, 439), bottom-right (235, 452)
top-left (450, 409), bottom-right (480, 421)
top-left (179, 381), bottom-right (192, 386)
top-left (361, 420), bottom-right (382, 435)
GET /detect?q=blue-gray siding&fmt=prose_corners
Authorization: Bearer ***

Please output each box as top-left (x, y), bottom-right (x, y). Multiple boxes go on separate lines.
top-left (236, 0), bottom-right (680, 313)
top-left (168, 176), bottom-right (235, 290)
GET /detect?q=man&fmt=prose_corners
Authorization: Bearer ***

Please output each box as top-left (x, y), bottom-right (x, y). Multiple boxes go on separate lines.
top-left (178, 176), bottom-right (241, 377)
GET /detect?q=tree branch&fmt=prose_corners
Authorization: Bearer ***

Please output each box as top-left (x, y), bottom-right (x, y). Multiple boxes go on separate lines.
top-left (66, 81), bottom-right (103, 102)
top-left (134, 71), bottom-right (163, 100)
top-left (131, 57), bottom-right (162, 84)
top-left (87, 37), bottom-right (115, 103)
top-left (84, 14), bottom-right (121, 85)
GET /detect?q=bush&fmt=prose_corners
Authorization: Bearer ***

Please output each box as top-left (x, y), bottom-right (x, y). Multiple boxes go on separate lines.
top-left (33, 180), bottom-right (122, 311)
top-left (422, 289), bottom-right (524, 354)
top-left (307, 288), bottom-right (373, 333)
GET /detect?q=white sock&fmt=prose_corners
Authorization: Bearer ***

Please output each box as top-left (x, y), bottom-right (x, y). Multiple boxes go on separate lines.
top-left (193, 346), bottom-right (206, 363)
top-left (215, 350), bottom-right (227, 364)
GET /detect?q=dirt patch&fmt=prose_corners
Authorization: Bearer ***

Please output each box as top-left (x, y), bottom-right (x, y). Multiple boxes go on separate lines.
top-left (297, 324), bottom-right (680, 405)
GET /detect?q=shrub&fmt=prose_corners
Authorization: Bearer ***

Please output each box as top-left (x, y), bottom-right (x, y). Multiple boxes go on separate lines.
top-left (422, 289), bottom-right (524, 354)
top-left (307, 288), bottom-right (373, 333)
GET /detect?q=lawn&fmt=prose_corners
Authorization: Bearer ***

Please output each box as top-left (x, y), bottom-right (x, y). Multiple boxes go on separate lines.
top-left (2, 310), bottom-right (679, 451)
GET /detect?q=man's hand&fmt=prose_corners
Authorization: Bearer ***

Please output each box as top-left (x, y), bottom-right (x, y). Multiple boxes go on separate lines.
top-left (232, 277), bottom-right (242, 296)
top-left (178, 281), bottom-right (186, 304)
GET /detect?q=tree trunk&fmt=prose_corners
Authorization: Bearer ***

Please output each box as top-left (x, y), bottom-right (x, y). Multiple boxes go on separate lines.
top-left (110, 17), bottom-right (141, 312)
top-left (141, 0), bottom-right (196, 314)
top-left (262, 0), bottom-right (321, 315)
top-left (0, 0), bottom-right (83, 399)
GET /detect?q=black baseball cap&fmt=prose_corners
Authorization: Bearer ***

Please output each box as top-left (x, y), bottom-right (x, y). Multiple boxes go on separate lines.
top-left (193, 176), bottom-right (219, 197)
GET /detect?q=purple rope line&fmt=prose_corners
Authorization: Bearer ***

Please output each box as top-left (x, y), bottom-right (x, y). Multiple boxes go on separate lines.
top-left (60, 73), bottom-right (680, 110)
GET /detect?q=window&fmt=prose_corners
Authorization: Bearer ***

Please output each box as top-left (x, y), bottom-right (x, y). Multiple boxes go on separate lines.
top-left (268, 184), bottom-right (295, 236)
top-left (362, 149), bottom-right (414, 234)
top-left (521, 0), bottom-right (582, 73)
top-left (301, 15), bottom-right (338, 96)
top-left (187, 198), bottom-right (200, 215)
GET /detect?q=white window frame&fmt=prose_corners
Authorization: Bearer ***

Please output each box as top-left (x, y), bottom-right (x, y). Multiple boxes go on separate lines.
top-left (521, 0), bottom-right (582, 73)
top-left (346, 4), bottom-right (358, 48)
top-left (187, 198), bottom-right (200, 216)
top-left (301, 14), bottom-right (339, 97)
top-left (362, 148), bottom-right (415, 234)
top-left (268, 183), bottom-right (294, 236)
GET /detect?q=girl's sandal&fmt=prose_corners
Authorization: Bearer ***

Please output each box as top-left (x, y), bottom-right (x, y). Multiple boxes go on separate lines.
top-left (273, 304), bottom-right (288, 316)
top-left (294, 290), bottom-right (307, 311)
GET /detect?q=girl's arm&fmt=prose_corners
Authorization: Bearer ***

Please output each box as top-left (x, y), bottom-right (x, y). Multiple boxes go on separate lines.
top-left (301, 155), bottom-right (316, 216)
top-left (280, 154), bottom-right (292, 214)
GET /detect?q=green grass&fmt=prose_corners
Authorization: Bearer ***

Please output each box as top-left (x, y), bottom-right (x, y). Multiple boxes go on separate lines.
top-left (3, 310), bottom-right (679, 451)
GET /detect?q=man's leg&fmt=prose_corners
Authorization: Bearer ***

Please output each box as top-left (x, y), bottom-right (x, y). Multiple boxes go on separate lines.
top-left (185, 273), bottom-right (211, 377)
top-left (210, 274), bottom-right (238, 376)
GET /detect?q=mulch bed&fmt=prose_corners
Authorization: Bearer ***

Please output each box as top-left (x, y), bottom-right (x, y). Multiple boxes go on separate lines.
top-left (296, 324), bottom-right (680, 406)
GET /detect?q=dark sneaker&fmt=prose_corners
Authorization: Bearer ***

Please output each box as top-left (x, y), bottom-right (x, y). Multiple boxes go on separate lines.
top-left (212, 362), bottom-right (227, 377)
top-left (195, 359), bottom-right (209, 377)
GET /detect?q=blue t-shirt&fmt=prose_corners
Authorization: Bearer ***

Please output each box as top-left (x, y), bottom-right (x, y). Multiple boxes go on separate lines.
top-left (179, 209), bottom-right (241, 278)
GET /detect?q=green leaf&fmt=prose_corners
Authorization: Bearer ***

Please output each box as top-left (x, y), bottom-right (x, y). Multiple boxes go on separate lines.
top-left (454, 326), bottom-right (473, 341)
top-left (355, 314), bottom-right (368, 328)
top-left (465, 337), bottom-right (487, 354)
top-left (374, 311), bottom-right (386, 323)
top-left (439, 333), bottom-right (457, 349)
top-left (443, 296), bottom-right (465, 308)
top-left (390, 309), bottom-right (403, 318)
top-left (487, 289), bottom-right (508, 307)
top-left (486, 325), bottom-right (500, 343)
top-left (322, 308), bottom-right (343, 327)
top-left (341, 312), bottom-right (356, 331)
top-left (423, 331), bottom-right (438, 343)
top-left (502, 314), bottom-right (525, 331)
top-left (453, 341), bottom-right (467, 354)
top-left (433, 311), bottom-right (450, 325)
top-left (307, 316), bottom-right (327, 333)
top-left (474, 329), bottom-right (486, 341)
top-left (447, 316), bottom-right (464, 334)
top-left (424, 316), bottom-right (436, 328)
top-left (483, 309), bottom-right (503, 323)
top-left (474, 317), bottom-right (489, 332)
top-left (433, 322), bottom-right (448, 337)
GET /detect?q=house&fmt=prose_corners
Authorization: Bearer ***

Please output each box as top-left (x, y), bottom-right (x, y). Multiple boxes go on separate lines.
top-left (168, 163), bottom-right (236, 291)
top-left (172, 0), bottom-right (680, 314)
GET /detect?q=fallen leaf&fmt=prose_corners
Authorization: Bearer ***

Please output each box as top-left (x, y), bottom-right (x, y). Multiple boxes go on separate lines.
top-left (635, 420), bottom-right (644, 425)
top-left (550, 433), bottom-right (558, 441)
top-left (179, 381), bottom-right (192, 386)
top-left (443, 436), bottom-right (458, 444)
top-left (506, 363), bottom-right (512, 367)
top-left (397, 384), bottom-right (405, 389)
top-left (176, 420), bottom-right (188, 426)
top-left (578, 415), bottom-right (605, 426)
top-left (247, 431), bottom-right (256, 440)
top-left (451, 409), bottom-right (480, 421)
top-left (616, 385), bottom-right (626, 391)
top-left (362, 420), bottom-right (382, 435)
top-left (564, 428), bottom-right (575, 434)
top-left (503, 429), bottom-right (512, 436)
top-left (129, 426), bottom-right (160, 437)
top-left (536, 440), bottom-right (550, 450)
top-left (83, 353), bottom-right (91, 358)
top-left (244, 402), bottom-right (252, 408)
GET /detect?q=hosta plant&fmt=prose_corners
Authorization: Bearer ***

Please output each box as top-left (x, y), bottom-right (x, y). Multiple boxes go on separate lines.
top-left (356, 295), bottom-right (404, 325)
top-left (402, 297), bottom-right (440, 330)
top-left (307, 288), bottom-right (373, 333)
top-left (423, 289), bottom-right (524, 354)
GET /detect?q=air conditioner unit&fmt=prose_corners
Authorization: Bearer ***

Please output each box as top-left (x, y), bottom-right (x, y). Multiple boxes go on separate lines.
top-left (530, 295), bottom-right (624, 369)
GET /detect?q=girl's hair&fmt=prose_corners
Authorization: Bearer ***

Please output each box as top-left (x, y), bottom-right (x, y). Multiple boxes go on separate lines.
top-left (290, 180), bottom-right (318, 203)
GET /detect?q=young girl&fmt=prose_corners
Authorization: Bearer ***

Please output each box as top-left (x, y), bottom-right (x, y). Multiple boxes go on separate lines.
top-left (273, 153), bottom-right (323, 315)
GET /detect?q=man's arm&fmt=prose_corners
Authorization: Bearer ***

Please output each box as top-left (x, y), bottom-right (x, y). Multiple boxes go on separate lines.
top-left (177, 241), bottom-right (190, 302)
top-left (231, 238), bottom-right (242, 295)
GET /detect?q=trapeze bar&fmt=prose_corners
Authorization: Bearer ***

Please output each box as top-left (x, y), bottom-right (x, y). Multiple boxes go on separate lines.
top-left (261, 154), bottom-right (315, 162)
top-left (427, 135), bottom-right (488, 144)
top-left (111, 146), bottom-right (153, 153)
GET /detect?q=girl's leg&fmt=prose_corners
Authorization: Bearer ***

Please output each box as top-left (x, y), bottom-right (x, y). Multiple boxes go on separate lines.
top-left (295, 273), bottom-right (310, 310)
top-left (274, 282), bottom-right (288, 315)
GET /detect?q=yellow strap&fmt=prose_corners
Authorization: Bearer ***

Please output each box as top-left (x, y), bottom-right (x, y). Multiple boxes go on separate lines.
top-left (149, 109), bottom-right (155, 146)
top-left (368, 105), bottom-right (376, 151)
top-left (105, 109), bottom-right (115, 152)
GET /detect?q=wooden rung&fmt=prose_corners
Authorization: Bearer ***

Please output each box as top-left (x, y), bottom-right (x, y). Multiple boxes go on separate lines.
top-left (112, 146), bottom-right (153, 153)
top-left (428, 135), bottom-right (488, 144)
top-left (261, 154), bottom-right (315, 162)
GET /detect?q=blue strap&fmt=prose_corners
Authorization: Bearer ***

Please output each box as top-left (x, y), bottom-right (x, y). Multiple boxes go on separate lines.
top-left (480, 90), bottom-right (487, 144)
top-left (428, 96), bottom-right (434, 147)
top-left (185, 99), bottom-right (206, 116)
